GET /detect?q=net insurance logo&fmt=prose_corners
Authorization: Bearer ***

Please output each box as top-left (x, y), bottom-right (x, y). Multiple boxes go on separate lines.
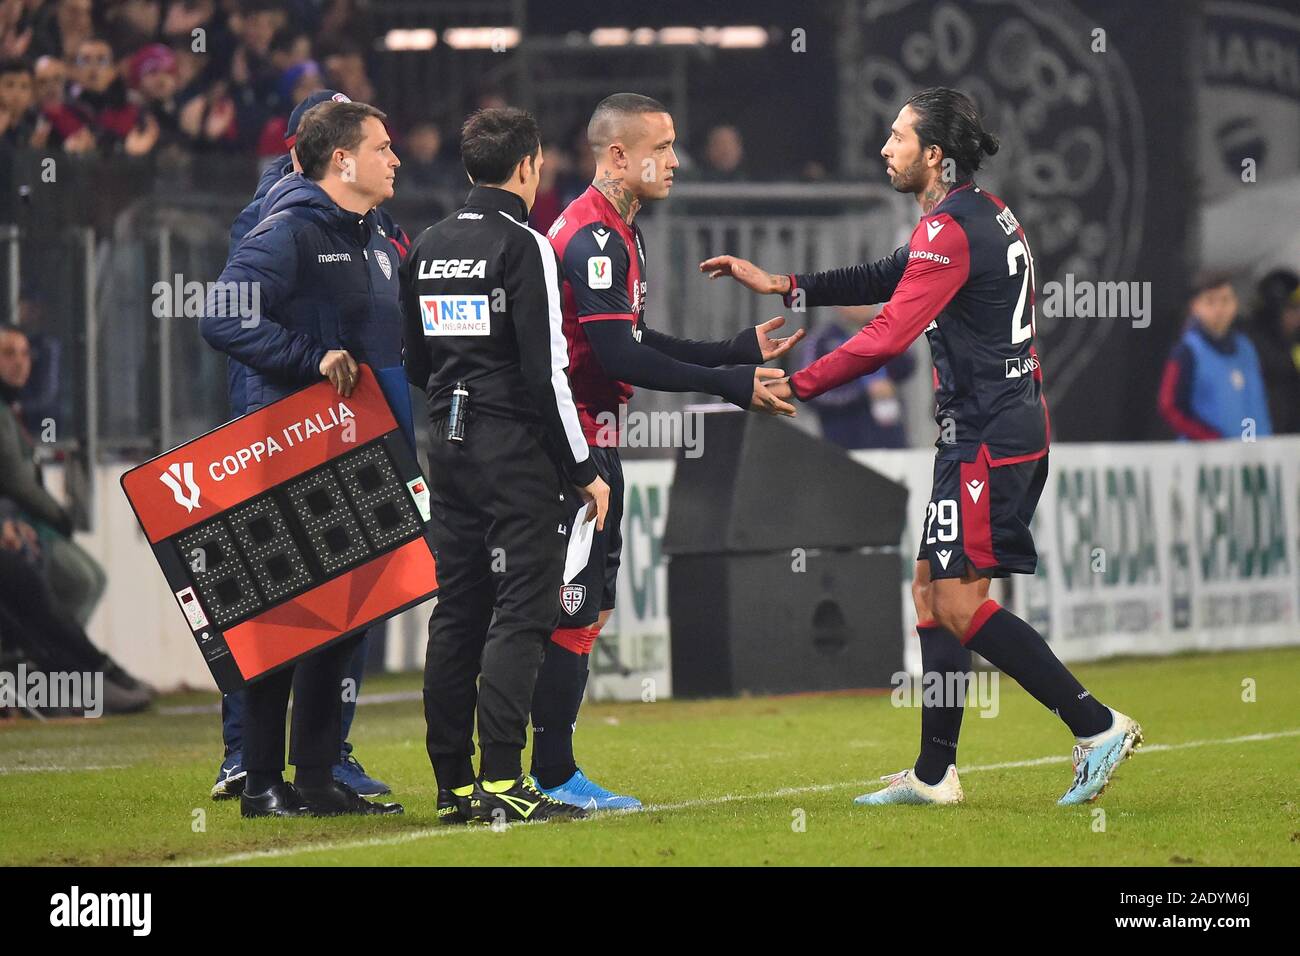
top-left (419, 294), bottom-right (491, 336)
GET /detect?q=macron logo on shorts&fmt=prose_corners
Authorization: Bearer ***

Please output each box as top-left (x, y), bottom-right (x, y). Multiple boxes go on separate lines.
top-left (965, 479), bottom-right (985, 503)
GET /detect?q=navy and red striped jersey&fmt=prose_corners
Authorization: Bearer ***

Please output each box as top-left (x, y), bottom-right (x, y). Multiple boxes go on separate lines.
top-left (546, 186), bottom-right (646, 442)
top-left (789, 181), bottom-right (1049, 463)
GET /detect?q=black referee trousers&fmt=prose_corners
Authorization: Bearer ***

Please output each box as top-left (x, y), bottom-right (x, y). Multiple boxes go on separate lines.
top-left (422, 413), bottom-right (568, 787)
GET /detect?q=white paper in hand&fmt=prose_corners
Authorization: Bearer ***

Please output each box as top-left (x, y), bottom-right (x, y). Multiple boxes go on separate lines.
top-left (563, 502), bottom-right (597, 584)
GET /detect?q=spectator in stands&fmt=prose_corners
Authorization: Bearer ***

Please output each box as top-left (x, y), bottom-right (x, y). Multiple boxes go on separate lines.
top-left (104, 0), bottom-right (163, 57)
top-left (278, 56), bottom-right (322, 109)
top-left (801, 305), bottom-right (915, 449)
top-left (698, 123), bottom-right (747, 182)
top-left (1244, 269), bottom-right (1300, 435)
top-left (29, 0), bottom-right (94, 61)
top-left (177, 75), bottom-right (236, 150)
top-left (128, 42), bottom-right (183, 153)
top-left (528, 141), bottom-right (569, 234)
top-left (401, 119), bottom-right (464, 194)
top-left (32, 51), bottom-right (65, 108)
top-left (0, 321), bottom-right (109, 628)
top-left (169, 37), bottom-right (205, 99)
top-left (47, 35), bottom-right (151, 154)
top-left (1158, 272), bottom-right (1273, 441)
top-left (160, 0), bottom-right (218, 49)
top-left (254, 57), bottom-right (321, 157)
top-left (0, 57), bottom-right (40, 146)
top-left (473, 87), bottom-right (508, 112)
top-left (13, 295), bottom-right (62, 434)
top-left (322, 42), bottom-right (373, 102)
top-left (225, 0), bottom-right (284, 146)
top-left (268, 25), bottom-right (311, 75)
top-left (0, 0), bottom-right (35, 59)
top-left (36, 47), bottom-right (93, 153)
top-left (558, 126), bottom-right (593, 205)
top-left (317, 0), bottom-right (374, 48)
top-left (0, 502), bottom-right (153, 715)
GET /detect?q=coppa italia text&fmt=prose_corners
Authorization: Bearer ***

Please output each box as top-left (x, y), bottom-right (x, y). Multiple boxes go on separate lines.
top-left (207, 403), bottom-right (356, 482)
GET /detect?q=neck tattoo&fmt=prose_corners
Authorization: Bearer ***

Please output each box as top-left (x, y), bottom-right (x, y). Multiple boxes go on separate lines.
top-left (595, 171), bottom-right (640, 224)
top-left (919, 179), bottom-right (951, 214)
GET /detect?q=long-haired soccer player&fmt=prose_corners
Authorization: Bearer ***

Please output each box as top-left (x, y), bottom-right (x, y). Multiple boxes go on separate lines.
top-left (701, 87), bottom-right (1143, 806)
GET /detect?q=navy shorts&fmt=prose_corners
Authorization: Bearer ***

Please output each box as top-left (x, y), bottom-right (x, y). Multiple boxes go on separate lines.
top-left (558, 445), bottom-right (624, 628)
top-left (916, 447), bottom-right (1048, 579)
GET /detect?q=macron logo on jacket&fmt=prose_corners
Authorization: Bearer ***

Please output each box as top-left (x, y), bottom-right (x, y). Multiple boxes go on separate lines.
top-left (201, 174), bottom-right (402, 411)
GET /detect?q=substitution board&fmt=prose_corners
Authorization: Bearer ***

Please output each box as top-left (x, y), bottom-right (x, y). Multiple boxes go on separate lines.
top-left (121, 365), bottom-right (438, 692)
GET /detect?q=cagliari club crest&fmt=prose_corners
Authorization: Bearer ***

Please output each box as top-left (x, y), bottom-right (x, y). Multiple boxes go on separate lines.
top-left (560, 583), bottom-right (586, 616)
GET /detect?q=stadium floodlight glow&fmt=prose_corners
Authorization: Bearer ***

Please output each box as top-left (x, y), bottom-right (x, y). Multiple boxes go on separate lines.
top-left (713, 26), bottom-right (768, 48)
top-left (383, 28), bottom-right (437, 51)
top-left (590, 27), bottom-right (631, 46)
top-left (443, 26), bottom-right (521, 49)
top-left (585, 25), bottom-right (769, 48)
top-left (659, 27), bottom-right (702, 45)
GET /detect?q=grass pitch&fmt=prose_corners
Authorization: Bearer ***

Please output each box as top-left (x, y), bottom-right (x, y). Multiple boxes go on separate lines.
top-left (1, 647), bottom-right (1297, 866)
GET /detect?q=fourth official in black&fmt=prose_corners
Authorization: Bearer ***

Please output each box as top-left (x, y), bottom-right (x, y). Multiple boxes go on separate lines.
top-left (401, 108), bottom-right (610, 824)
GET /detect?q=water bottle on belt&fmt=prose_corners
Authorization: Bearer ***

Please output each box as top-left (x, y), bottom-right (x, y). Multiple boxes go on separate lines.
top-left (446, 382), bottom-right (469, 443)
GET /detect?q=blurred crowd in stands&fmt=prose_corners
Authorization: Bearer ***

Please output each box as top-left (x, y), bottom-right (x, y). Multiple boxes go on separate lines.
top-left (0, 0), bottom-right (383, 161)
top-left (0, 2), bottom-right (818, 192)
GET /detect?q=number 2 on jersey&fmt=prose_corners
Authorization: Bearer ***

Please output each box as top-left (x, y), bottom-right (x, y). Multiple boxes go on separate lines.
top-left (1007, 238), bottom-right (1036, 345)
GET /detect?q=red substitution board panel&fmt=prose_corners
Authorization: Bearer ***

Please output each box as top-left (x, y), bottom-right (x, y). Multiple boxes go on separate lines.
top-left (121, 365), bottom-right (437, 692)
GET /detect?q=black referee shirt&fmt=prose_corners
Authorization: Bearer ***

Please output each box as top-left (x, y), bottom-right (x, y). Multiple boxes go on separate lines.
top-left (401, 185), bottom-right (596, 487)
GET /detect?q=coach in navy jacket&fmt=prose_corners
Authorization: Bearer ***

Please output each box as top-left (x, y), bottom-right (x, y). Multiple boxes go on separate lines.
top-left (204, 171), bottom-right (406, 409)
top-left (202, 142), bottom-right (404, 413)
top-left (199, 99), bottom-right (406, 818)
top-left (223, 89), bottom-right (411, 415)
top-left (207, 91), bottom-right (413, 803)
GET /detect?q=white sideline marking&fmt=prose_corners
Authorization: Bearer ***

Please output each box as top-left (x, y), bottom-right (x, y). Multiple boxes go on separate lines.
top-left (158, 690), bottom-right (423, 717)
top-left (0, 764), bottom-right (128, 774)
top-left (182, 727), bottom-right (1300, 866)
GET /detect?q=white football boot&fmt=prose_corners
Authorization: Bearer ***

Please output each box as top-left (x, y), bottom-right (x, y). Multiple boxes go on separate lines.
top-left (853, 765), bottom-right (964, 805)
top-left (1057, 708), bottom-right (1144, 806)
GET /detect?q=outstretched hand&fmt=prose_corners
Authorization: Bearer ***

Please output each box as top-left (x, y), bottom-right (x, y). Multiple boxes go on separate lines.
top-left (755, 316), bottom-right (805, 362)
top-left (699, 254), bottom-right (790, 296)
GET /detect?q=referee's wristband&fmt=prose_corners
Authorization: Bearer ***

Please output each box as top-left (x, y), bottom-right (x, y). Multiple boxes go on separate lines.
top-left (569, 457), bottom-right (598, 489)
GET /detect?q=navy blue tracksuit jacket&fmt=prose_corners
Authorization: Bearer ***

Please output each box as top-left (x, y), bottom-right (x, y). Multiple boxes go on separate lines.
top-left (201, 173), bottom-right (404, 411)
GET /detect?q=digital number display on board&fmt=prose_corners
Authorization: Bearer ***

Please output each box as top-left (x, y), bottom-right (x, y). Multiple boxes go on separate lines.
top-left (121, 366), bottom-right (438, 693)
